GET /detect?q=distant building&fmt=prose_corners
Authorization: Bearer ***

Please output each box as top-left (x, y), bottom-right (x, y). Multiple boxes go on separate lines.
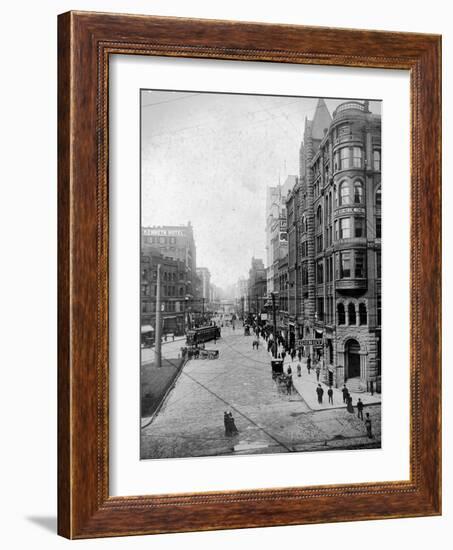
top-left (196, 267), bottom-right (211, 301)
top-left (265, 177), bottom-right (296, 298)
top-left (236, 277), bottom-right (249, 316)
top-left (248, 258), bottom-right (266, 315)
top-left (141, 250), bottom-right (188, 336)
top-left (142, 222), bottom-right (198, 299)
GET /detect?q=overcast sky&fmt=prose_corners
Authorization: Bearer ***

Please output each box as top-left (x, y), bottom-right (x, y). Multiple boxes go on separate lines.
top-left (141, 90), bottom-right (381, 290)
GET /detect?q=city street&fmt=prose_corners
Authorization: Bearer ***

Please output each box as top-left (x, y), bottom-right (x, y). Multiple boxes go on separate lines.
top-left (141, 327), bottom-right (381, 459)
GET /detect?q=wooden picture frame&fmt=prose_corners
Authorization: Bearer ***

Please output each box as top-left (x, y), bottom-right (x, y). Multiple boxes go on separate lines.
top-left (58, 11), bottom-right (441, 539)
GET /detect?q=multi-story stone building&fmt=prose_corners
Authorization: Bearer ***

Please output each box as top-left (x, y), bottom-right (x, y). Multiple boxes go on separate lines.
top-left (142, 222), bottom-right (198, 300)
top-left (248, 258), bottom-right (267, 316)
top-left (265, 176), bottom-right (296, 337)
top-left (141, 250), bottom-right (189, 336)
top-left (196, 267), bottom-right (211, 302)
top-left (289, 98), bottom-right (381, 391)
top-left (236, 277), bottom-right (249, 317)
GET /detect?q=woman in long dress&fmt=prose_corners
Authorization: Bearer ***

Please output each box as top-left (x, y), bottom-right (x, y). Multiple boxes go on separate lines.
top-left (228, 412), bottom-right (239, 435)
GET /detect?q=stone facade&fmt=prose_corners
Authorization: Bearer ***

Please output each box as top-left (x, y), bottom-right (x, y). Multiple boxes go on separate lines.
top-left (288, 99), bottom-right (381, 390)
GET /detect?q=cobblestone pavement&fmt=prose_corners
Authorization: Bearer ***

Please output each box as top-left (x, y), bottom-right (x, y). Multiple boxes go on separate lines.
top-left (141, 328), bottom-right (381, 459)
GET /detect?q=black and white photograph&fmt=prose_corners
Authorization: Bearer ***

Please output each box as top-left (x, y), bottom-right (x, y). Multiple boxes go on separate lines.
top-left (140, 90), bottom-right (382, 460)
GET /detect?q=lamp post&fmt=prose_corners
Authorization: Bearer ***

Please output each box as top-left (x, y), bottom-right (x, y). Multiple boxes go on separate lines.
top-left (155, 264), bottom-right (162, 368)
top-left (271, 292), bottom-right (278, 358)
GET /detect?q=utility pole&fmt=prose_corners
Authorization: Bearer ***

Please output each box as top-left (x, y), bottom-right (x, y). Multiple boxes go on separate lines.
top-left (271, 292), bottom-right (278, 358)
top-left (155, 264), bottom-right (162, 368)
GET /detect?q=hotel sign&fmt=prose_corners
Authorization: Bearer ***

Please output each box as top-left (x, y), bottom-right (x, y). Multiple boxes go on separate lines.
top-left (143, 228), bottom-right (184, 237)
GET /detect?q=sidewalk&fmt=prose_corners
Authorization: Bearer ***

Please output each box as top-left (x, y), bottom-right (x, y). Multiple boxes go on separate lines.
top-left (141, 336), bottom-right (186, 365)
top-left (262, 339), bottom-right (381, 411)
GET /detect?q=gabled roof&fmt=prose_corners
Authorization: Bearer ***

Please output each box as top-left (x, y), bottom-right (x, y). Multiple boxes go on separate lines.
top-left (310, 98), bottom-right (332, 140)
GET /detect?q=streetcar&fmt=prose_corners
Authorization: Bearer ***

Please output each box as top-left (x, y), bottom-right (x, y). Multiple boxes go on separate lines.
top-left (186, 325), bottom-right (221, 346)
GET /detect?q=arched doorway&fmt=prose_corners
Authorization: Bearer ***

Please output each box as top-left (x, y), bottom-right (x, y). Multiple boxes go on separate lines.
top-left (345, 339), bottom-right (361, 380)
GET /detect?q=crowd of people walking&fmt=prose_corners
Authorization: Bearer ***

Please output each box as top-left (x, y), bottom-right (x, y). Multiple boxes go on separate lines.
top-left (220, 319), bottom-right (375, 441)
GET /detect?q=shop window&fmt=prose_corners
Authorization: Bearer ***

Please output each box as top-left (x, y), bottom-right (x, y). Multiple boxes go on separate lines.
top-left (337, 303), bottom-right (346, 325)
top-left (348, 302), bottom-right (357, 325)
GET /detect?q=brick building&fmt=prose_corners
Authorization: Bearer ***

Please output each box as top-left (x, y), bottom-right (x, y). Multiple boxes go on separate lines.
top-left (142, 222), bottom-right (198, 300)
top-left (141, 250), bottom-right (189, 336)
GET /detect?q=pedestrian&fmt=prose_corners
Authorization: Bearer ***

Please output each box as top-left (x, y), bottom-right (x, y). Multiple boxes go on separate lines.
top-left (357, 398), bottom-right (364, 420)
top-left (342, 384), bottom-right (349, 404)
top-left (347, 395), bottom-right (354, 413)
top-left (316, 365), bottom-right (321, 382)
top-left (307, 355), bottom-right (311, 374)
top-left (286, 374), bottom-right (293, 395)
top-left (228, 412), bottom-right (239, 435)
top-left (172, 334), bottom-right (175, 341)
top-left (224, 411), bottom-right (231, 436)
top-left (370, 381), bottom-right (374, 396)
top-left (365, 413), bottom-right (373, 438)
top-left (328, 386), bottom-right (334, 404)
top-left (298, 349), bottom-right (302, 362)
top-left (297, 363), bottom-right (302, 377)
top-left (316, 384), bottom-right (324, 404)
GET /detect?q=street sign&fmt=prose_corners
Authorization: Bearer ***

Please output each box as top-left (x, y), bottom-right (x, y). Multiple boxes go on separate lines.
top-left (296, 338), bottom-right (324, 347)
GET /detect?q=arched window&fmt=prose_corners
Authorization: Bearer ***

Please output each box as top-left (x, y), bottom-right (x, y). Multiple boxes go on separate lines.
top-left (337, 303), bottom-right (345, 325)
top-left (316, 204), bottom-right (323, 228)
top-left (353, 181), bottom-right (364, 203)
top-left (339, 181), bottom-right (351, 205)
top-left (373, 150), bottom-right (381, 171)
top-left (348, 302), bottom-right (357, 325)
top-left (301, 215), bottom-right (306, 233)
top-left (359, 303), bottom-right (367, 325)
top-left (376, 187), bottom-right (382, 209)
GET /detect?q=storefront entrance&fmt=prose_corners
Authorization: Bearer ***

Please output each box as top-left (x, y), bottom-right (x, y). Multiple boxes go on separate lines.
top-left (345, 338), bottom-right (361, 380)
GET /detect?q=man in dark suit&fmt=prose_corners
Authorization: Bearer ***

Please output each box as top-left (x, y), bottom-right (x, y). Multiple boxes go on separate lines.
top-left (316, 384), bottom-right (324, 404)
